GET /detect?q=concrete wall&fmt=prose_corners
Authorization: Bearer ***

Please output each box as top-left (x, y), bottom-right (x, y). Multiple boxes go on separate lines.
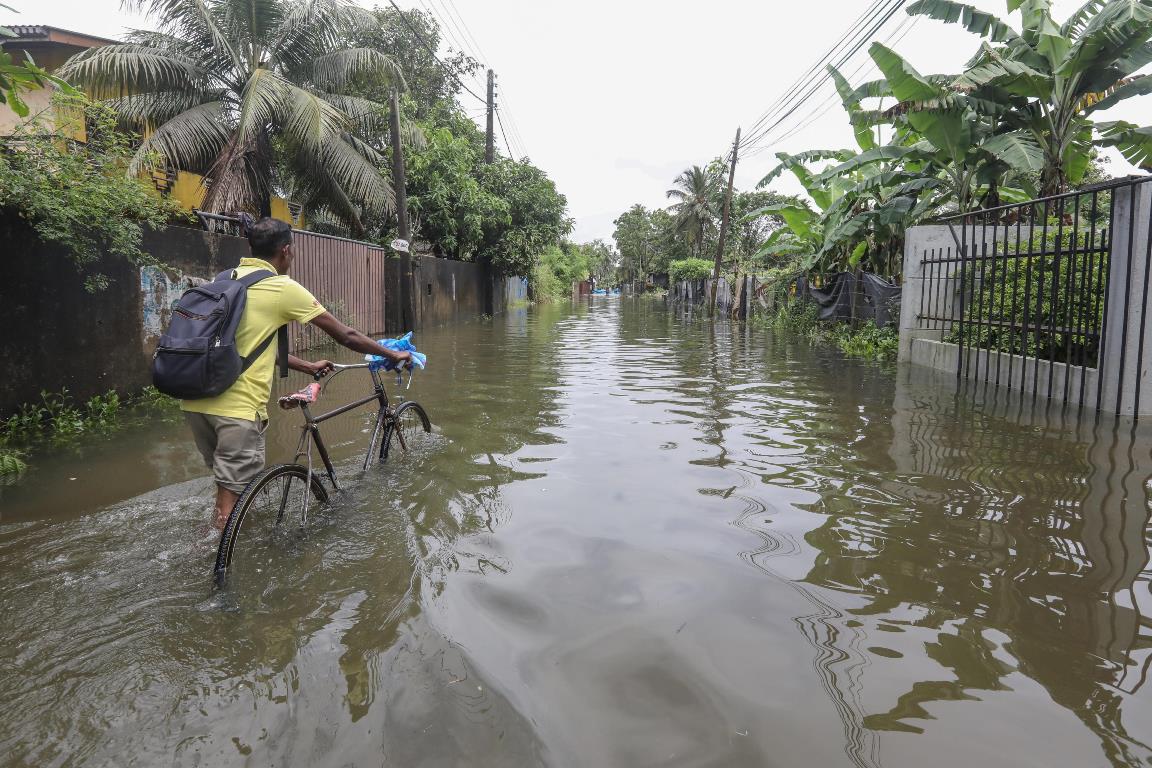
top-left (1, 221), bottom-right (248, 415)
top-left (900, 183), bottom-right (1152, 417)
top-left (413, 257), bottom-right (484, 329)
top-left (2, 219), bottom-right (517, 416)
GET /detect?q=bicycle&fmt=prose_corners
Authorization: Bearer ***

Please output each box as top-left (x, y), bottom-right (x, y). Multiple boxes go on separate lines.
top-left (213, 362), bottom-right (431, 586)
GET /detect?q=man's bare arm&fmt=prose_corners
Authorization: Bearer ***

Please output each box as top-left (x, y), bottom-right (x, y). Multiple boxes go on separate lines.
top-left (287, 354), bottom-right (333, 377)
top-left (309, 312), bottom-right (412, 363)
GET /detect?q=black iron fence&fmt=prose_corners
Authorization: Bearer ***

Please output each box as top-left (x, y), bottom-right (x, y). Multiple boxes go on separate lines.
top-left (913, 176), bottom-right (1152, 418)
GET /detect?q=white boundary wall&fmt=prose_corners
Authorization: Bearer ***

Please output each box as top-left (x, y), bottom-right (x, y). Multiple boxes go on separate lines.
top-left (899, 183), bottom-right (1152, 418)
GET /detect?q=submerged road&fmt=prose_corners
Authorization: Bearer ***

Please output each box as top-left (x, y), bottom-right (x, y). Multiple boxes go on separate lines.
top-left (2, 297), bottom-right (1151, 767)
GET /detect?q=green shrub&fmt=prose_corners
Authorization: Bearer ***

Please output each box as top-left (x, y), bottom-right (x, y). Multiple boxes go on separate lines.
top-left (533, 260), bottom-right (567, 303)
top-left (0, 94), bottom-right (185, 291)
top-left (949, 229), bottom-right (1107, 365)
top-left (0, 447), bottom-right (26, 483)
top-left (831, 323), bottom-right (899, 360)
top-left (135, 386), bottom-right (179, 413)
top-left (668, 258), bottom-right (715, 283)
top-left (765, 297), bottom-right (898, 361)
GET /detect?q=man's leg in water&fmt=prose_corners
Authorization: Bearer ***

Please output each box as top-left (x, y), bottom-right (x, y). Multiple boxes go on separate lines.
top-left (214, 485), bottom-right (241, 530)
top-left (186, 413), bottom-right (267, 529)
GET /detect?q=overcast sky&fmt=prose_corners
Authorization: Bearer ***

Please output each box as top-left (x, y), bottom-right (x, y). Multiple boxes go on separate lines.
top-left (5, 0), bottom-right (1150, 243)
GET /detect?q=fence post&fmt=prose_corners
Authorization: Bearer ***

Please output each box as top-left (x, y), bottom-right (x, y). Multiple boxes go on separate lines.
top-left (1098, 181), bottom-right (1152, 417)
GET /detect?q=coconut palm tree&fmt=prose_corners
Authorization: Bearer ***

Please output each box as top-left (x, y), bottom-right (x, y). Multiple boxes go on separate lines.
top-left (58, 0), bottom-right (408, 232)
top-left (666, 165), bottom-right (720, 256)
top-left (906, 0), bottom-right (1152, 195)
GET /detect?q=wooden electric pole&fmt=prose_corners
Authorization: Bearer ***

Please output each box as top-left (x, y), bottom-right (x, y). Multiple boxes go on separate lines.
top-left (480, 69), bottom-right (496, 314)
top-left (711, 127), bottom-right (741, 316)
top-left (389, 87), bottom-right (416, 331)
top-left (485, 69), bottom-right (495, 164)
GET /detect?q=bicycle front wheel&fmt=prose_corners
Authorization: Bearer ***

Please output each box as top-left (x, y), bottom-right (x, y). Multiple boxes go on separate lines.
top-left (383, 401), bottom-right (432, 461)
top-left (214, 463), bottom-right (329, 587)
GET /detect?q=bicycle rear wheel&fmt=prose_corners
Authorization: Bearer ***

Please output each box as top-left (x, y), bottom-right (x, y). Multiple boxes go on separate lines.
top-left (383, 401), bottom-right (432, 461)
top-left (214, 463), bottom-right (329, 587)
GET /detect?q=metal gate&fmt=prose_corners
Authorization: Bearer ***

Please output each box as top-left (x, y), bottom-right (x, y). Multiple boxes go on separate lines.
top-left (914, 177), bottom-right (1152, 419)
top-left (194, 212), bottom-right (388, 351)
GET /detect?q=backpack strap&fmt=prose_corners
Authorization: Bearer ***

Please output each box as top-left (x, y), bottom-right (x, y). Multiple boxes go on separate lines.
top-left (240, 326), bottom-right (289, 378)
top-left (231, 268), bottom-right (291, 379)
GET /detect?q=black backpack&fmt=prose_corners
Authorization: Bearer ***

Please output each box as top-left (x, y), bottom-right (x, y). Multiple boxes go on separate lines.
top-left (152, 269), bottom-right (289, 399)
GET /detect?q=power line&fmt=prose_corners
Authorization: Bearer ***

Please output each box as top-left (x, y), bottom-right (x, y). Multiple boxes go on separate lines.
top-left (743, 12), bottom-right (920, 160)
top-left (741, 0), bottom-right (909, 152)
top-left (443, 0), bottom-right (493, 65)
top-left (741, 0), bottom-right (898, 144)
top-left (498, 88), bottom-right (530, 157)
top-left (385, 0), bottom-right (487, 104)
top-left (495, 107), bottom-right (516, 158)
top-left (431, 0), bottom-right (481, 62)
top-left (389, 0), bottom-right (532, 160)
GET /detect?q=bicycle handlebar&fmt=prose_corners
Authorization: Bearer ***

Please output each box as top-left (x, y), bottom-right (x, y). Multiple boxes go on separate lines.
top-left (313, 361), bottom-right (416, 389)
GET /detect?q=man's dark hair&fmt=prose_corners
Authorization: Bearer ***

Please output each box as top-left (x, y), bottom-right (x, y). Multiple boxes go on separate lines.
top-left (246, 217), bottom-right (293, 256)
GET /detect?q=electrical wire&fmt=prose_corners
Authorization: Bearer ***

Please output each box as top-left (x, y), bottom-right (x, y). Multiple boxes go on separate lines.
top-left (495, 107), bottom-right (516, 158)
top-left (409, 0), bottom-right (488, 95)
top-left (392, 0), bottom-right (532, 160)
top-left (743, 12), bottom-right (920, 159)
top-left (741, 0), bottom-right (895, 143)
top-left (498, 88), bottom-right (530, 157)
top-left (741, 0), bottom-right (901, 147)
top-left (386, 0), bottom-right (487, 104)
top-left (741, 0), bottom-right (909, 152)
top-left (444, 0), bottom-right (494, 67)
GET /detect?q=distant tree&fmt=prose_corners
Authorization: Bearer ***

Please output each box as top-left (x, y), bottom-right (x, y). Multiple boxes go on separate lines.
top-left (477, 158), bottom-right (571, 277)
top-left (666, 164), bottom-right (721, 256)
top-left (583, 239), bottom-right (616, 284)
top-left (612, 204), bottom-right (655, 281)
top-left (348, 6), bottom-right (480, 121)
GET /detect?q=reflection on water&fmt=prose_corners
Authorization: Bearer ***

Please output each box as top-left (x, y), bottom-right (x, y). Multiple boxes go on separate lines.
top-left (1, 298), bottom-right (1151, 767)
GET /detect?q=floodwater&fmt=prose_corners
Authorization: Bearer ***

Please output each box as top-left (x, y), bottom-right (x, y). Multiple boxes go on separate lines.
top-left (2, 297), bottom-right (1151, 768)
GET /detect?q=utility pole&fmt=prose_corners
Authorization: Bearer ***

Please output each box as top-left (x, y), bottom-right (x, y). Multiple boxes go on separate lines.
top-left (389, 87), bottom-right (416, 331)
top-left (481, 69), bottom-right (496, 313)
top-left (485, 69), bottom-right (495, 164)
top-left (711, 127), bottom-right (741, 316)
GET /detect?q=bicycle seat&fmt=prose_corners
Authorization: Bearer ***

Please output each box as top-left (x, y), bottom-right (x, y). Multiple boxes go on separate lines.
top-left (279, 382), bottom-right (321, 410)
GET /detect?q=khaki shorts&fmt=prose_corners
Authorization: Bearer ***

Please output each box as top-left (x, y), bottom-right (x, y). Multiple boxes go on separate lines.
top-left (185, 413), bottom-right (268, 493)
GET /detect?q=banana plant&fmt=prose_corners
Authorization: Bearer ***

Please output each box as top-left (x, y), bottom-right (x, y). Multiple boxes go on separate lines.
top-left (863, 42), bottom-right (1044, 211)
top-left (906, 0), bottom-right (1152, 194)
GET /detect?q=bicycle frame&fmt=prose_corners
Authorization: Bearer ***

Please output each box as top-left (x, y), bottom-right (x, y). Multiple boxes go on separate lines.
top-left (290, 363), bottom-right (393, 494)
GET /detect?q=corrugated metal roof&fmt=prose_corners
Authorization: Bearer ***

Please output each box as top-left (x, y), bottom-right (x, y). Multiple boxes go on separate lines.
top-left (1, 25), bottom-right (119, 46)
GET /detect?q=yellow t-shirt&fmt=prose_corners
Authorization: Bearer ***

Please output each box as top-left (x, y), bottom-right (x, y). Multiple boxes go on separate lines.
top-left (181, 257), bottom-right (326, 420)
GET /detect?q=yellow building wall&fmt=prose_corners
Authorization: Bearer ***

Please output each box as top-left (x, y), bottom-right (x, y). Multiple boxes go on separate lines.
top-left (142, 167), bottom-right (301, 227)
top-left (0, 84), bottom-right (86, 141)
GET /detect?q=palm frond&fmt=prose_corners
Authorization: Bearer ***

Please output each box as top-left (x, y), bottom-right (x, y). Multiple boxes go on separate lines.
top-left (978, 131), bottom-right (1046, 171)
top-left (57, 44), bottom-right (204, 97)
top-left (280, 82), bottom-right (347, 153)
top-left (1061, 0), bottom-right (1107, 37)
top-left (235, 67), bottom-right (288, 143)
top-left (122, 0), bottom-right (244, 72)
top-left (312, 47), bottom-right (403, 92)
top-left (101, 89), bottom-right (220, 129)
top-left (1097, 119), bottom-right (1152, 169)
top-left (128, 100), bottom-right (230, 175)
top-left (316, 91), bottom-right (389, 135)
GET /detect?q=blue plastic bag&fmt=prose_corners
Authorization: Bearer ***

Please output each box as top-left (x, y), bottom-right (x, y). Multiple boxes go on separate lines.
top-left (365, 331), bottom-right (427, 372)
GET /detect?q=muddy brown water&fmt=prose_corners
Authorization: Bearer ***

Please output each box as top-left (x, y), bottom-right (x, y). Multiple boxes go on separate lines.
top-left (2, 298), bottom-right (1151, 767)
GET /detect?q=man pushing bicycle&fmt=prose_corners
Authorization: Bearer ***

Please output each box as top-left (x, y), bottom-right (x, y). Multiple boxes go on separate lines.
top-left (165, 217), bottom-right (412, 530)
